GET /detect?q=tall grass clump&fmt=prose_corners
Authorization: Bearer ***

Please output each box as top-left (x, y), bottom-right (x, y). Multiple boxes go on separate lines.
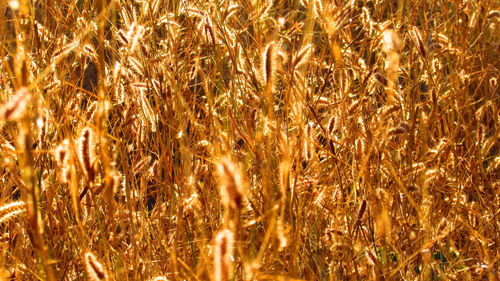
top-left (0, 0), bottom-right (498, 280)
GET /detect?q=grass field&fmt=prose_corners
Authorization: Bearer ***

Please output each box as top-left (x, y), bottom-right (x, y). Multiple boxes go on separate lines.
top-left (0, 0), bottom-right (498, 280)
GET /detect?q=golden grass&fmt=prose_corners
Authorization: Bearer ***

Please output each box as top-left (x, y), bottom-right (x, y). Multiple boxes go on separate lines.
top-left (0, 0), bottom-right (498, 280)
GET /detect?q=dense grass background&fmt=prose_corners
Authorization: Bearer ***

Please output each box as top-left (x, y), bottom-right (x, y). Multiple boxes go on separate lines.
top-left (0, 0), bottom-right (498, 280)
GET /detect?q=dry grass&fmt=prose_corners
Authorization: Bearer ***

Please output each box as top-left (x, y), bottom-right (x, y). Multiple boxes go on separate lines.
top-left (0, 0), bottom-right (499, 280)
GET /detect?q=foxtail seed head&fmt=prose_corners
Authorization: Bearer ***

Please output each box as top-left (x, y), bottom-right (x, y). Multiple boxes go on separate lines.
top-left (214, 229), bottom-right (234, 281)
top-left (217, 158), bottom-right (244, 209)
top-left (78, 127), bottom-right (95, 183)
top-left (84, 252), bottom-right (108, 281)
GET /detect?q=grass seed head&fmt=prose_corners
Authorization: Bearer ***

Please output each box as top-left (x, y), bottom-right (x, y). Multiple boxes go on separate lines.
top-left (78, 127), bottom-right (95, 183)
top-left (217, 158), bottom-right (245, 210)
top-left (84, 252), bottom-right (108, 281)
top-left (0, 201), bottom-right (26, 224)
top-left (262, 41), bottom-right (276, 88)
top-left (1, 87), bottom-right (30, 121)
top-left (214, 229), bottom-right (234, 281)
